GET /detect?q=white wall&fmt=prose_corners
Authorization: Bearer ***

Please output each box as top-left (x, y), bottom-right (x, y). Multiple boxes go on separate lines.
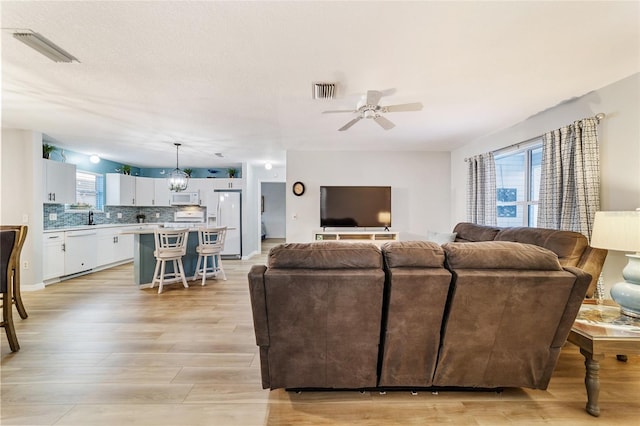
top-left (286, 150), bottom-right (451, 243)
top-left (450, 72), bottom-right (640, 296)
top-left (261, 182), bottom-right (286, 238)
top-left (1, 129), bottom-right (45, 289)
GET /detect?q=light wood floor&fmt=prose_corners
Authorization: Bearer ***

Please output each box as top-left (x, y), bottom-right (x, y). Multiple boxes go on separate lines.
top-left (2, 238), bottom-right (639, 425)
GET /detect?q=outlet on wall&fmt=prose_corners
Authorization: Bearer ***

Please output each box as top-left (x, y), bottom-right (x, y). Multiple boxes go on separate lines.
top-left (23, 261), bottom-right (29, 269)
top-left (106, 212), bottom-right (110, 219)
top-left (49, 213), bottom-right (57, 221)
top-left (117, 213), bottom-right (122, 219)
top-left (156, 213), bottom-right (160, 218)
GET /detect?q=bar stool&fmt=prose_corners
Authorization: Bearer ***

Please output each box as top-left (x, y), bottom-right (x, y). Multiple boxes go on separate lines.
top-left (193, 227), bottom-right (227, 286)
top-left (1, 228), bottom-right (21, 351)
top-left (151, 228), bottom-right (189, 294)
top-left (0, 225), bottom-right (29, 319)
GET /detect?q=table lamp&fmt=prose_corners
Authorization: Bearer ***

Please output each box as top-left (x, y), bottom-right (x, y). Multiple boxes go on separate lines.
top-left (590, 210), bottom-right (640, 317)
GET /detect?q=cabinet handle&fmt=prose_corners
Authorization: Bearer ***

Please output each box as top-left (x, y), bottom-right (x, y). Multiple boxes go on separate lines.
top-left (52, 193), bottom-right (56, 201)
top-left (62, 243), bottom-right (66, 252)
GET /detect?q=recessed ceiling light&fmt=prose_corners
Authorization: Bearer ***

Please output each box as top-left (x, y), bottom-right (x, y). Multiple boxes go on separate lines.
top-left (264, 162), bottom-right (273, 170)
top-left (89, 155), bottom-right (101, 164)
top-left (13, 31), bottom-right (79, 63)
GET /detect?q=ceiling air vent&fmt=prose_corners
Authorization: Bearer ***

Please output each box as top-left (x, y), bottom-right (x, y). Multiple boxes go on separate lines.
top-left (312, 82), bottom-right (336, 99)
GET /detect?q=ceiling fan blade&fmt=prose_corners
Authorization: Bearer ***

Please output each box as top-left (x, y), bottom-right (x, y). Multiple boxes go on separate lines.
top-left (322, 109), bottom-right (357, 114)
top-left (366, 90), bottom-right (383, 106)
top-left (338, 116), bottom-right (363, 131)
top-left (374, 115), bottom-right (395, 130)
top-left (383, 102), bottom-right (423, 113)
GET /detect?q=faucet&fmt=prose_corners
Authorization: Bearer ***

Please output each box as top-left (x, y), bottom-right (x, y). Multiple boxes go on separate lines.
top-left (88, 210), bottom-right (94, 225)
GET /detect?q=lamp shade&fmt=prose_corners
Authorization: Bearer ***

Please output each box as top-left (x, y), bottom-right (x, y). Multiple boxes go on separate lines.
top-left (590, 211), bottom-right (640, 252)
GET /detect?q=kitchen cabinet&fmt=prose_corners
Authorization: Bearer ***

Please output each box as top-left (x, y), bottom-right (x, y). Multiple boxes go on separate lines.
top-left (135, 177), bottom-right (155, 206)
top-left (106, 173), bottom-right (136, 206)
top-left (42, 232), bottom-right (65, 280)
top-left (97, 228), bottom-right (134, 266)
top-left (64, 229), bottom-right (98, 275)
top-left (154, 178), bottom-right (171, 206)
top-left (188, 178), bottom-right (209, 205)
top-left (211, 178), bottom-right (245, 190)
top-left (43, 159), bottom-right (76, 204)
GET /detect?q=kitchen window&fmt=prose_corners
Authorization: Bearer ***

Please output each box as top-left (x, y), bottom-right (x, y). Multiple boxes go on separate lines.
top-left (66, 171), bottom-right (104, 212)
top-left (494, 141), bottom-right (542, 227)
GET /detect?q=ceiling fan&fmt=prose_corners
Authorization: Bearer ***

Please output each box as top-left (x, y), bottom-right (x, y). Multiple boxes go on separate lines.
top-left (322, 90), bottom-right (423, 131)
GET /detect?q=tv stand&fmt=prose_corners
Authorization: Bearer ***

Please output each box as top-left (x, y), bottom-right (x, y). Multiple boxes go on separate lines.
top-left (313, 230), bottom-right (399, 245)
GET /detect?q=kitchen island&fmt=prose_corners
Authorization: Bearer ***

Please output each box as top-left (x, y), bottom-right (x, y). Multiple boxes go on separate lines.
top-left (121, 227), bottom-right (214, 287)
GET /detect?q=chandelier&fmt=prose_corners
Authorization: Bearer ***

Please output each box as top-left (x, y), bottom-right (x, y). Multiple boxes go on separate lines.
top-left (168, 143), bottom-right (189, 192)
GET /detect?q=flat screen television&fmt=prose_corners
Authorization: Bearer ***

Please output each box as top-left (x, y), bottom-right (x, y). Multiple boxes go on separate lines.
top-left (320, 186), bottom-right (391, 228)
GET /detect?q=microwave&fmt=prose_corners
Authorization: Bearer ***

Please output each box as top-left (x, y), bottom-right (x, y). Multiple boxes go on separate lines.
top-left (170, 192), bottom-right (200, 206)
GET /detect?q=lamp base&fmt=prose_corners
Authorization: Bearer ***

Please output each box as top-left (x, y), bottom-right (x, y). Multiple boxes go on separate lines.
top-left (610, 254), bottom-right (640, 318)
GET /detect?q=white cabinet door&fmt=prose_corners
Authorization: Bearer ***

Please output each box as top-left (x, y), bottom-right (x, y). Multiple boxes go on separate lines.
top-left (115, 233), bottom-right (134, 261)
top-left (96, 227), bottom-right (134, 266)
top-left (189, 178), bottom-right (209, 206)
top-left (135, 177), bottom-right (155, 206)
top-left (64, 230), bottom-right (97, 275)
top-left (96, 229), bottom-right (117, 266)
top-left (211, 178), bottom-right (245, 190)
top-left (43, 159), bottom-right (76, 204)
top-left (106, 174), bottom-right (136, 206)
top-left (43, 232), bottom-right (65, 280)
top-left (154, 178), bottom-right (171, 206)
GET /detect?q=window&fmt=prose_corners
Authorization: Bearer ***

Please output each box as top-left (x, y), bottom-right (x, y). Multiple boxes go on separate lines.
top-left (494, 141), bottom-right (542, 227)
top-left (67, 171), bottom-right (104, 211)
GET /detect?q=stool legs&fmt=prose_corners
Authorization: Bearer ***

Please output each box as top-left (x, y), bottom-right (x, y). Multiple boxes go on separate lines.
top-left (193, 254), bottom-right (226, 285)
top-left (151, 258), bottom-right (189, 294)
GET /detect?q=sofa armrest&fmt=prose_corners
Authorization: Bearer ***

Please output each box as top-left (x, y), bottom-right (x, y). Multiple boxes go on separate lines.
top-left (577, 246), bottom-right (608, 298)
top-left (550, 266), bottom-right (592, 348)
top-left (248, 265), bottom-right (269, 346)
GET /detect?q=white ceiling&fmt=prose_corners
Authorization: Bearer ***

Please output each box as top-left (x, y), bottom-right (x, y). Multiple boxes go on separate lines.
top-left (2, 1), bottom-right (639, 169)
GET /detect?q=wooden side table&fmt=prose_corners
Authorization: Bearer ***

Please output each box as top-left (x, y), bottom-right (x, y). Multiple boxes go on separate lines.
top-left (567, 301), bottom-right (640, 417)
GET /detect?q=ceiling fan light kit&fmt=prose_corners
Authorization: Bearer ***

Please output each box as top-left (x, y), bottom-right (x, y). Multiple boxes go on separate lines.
top-left (323, 90), bottom-right (423, 131)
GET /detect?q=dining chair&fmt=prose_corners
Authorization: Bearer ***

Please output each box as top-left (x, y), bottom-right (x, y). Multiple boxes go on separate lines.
top-left (0, 225), bottom-right (29, 319)
top-left (1, 228), bottom-right (21, 351)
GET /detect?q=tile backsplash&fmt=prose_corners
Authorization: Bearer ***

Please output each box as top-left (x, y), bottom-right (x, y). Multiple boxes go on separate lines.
top-left (43, 205), bottom-right (193, 229)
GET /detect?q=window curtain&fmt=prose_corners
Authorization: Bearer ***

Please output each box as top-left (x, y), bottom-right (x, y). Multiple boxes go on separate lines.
top-left (466, 152), bottom-right (496, 225)
top-left (537, 117), bottom-right (600, 238)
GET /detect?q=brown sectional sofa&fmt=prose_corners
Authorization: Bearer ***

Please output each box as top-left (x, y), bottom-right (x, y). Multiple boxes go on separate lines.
top-left (248, 223), bottom-right (604, 391)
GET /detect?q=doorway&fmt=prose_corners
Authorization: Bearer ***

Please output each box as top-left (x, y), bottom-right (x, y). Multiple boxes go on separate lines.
top-left (260, 182), bottom-right (286, 246)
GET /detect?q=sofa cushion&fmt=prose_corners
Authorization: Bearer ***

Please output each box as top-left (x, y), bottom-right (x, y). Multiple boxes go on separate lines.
top-left (382, 241), bottom-right (445, 268)
top-left (494, 227), bottom-right (588, 267)
top-left (443, 241), bottom-right (563, 270)
top-left (268, 242), bottom-right (382, 269)
top-left (453, 222), bottom-right (501, 242)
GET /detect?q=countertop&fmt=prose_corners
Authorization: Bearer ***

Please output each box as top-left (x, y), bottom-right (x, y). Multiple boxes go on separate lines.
top-left (43, 223), bottom-right (162, 233)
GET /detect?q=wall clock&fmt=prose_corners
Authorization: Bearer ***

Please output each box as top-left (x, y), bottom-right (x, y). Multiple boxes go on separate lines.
top-left (292, 181), bottom-right (305, 196)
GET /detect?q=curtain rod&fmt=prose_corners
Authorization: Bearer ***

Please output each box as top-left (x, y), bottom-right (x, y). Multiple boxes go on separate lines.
top-left (464, 112), bottom-right (605, 162)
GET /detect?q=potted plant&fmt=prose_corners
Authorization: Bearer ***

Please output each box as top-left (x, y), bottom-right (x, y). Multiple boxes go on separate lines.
top-left (121, 165), bottom-right (131, 175)
top-left (227, 168), bottom-right (238, 178)
top-left (136, 213), bottom-right (146, 223)
top-left (183, 168), bottom-right (193, 177)
top-left (43, 144), bottom-right (56, 159)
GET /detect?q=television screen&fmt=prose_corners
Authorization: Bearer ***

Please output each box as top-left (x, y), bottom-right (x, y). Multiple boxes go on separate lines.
top-left (320, 186), bottom-right (391, 228)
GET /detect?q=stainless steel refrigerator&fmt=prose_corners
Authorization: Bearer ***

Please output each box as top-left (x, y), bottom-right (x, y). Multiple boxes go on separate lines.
top-left (215, 190), bottom-right (242, 258)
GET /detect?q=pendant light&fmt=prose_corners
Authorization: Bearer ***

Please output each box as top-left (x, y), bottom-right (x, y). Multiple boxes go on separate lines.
top-left (168, 143), bottom-right (189, 192)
